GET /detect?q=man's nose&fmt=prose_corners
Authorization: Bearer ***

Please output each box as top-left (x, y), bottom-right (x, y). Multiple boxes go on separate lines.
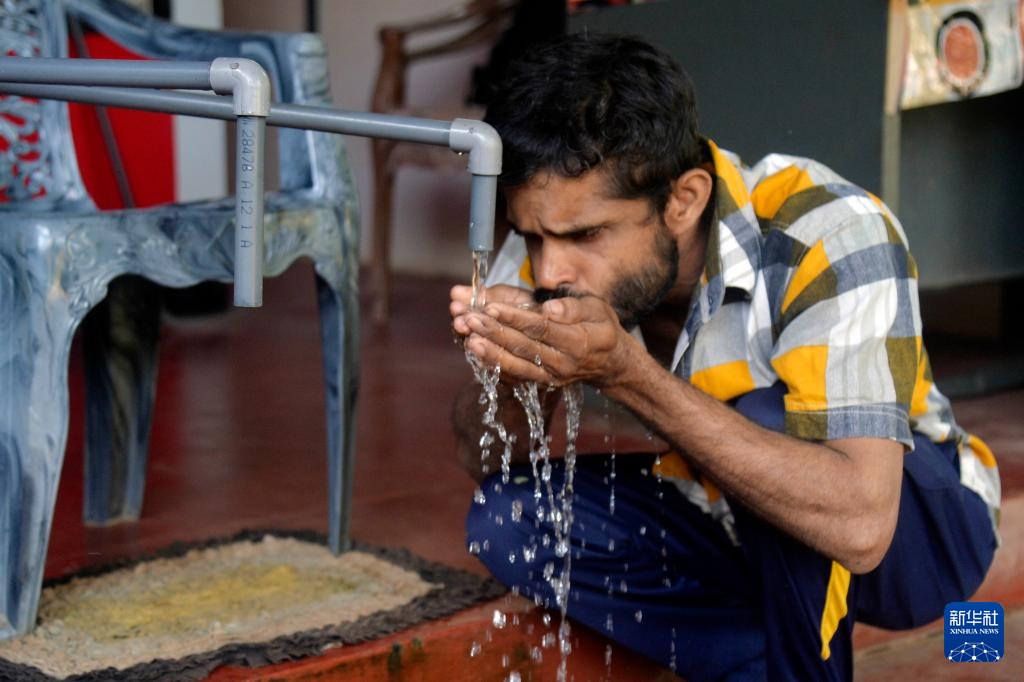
top-left (533, 241), bottom-right (576, 291)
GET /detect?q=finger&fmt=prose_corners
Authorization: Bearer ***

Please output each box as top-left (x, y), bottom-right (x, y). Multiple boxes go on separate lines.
top-left (465, 333), bottom-right (557, 384)
top-left (541, 295), bottom-right (608, 323)
top-left (484, 302), bottom-right (594, 368)
top-left (450, 299), bottom-right (468, 318)
top-left (465, 312), bottom-right (576, 378)
top-left (450, 285), bottom-right (473, 305)
top-left (464, 312), bottom-right (542, 363)
top-left (482, 303), bottom-right (551, 340)
top-left (452, 314), bottom-right (471, 336)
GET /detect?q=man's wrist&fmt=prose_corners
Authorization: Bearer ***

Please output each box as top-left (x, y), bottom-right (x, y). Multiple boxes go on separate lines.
top-left (600, 331), bottom-right (653, 395)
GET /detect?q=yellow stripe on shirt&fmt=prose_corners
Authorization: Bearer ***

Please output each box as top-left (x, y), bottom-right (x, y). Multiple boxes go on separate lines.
top-left (751, 165), bottom-right (816, 221)
top-left (707, 140), bottom-right (751, 209)
top-left (781, 240), bottom-right (831, 314)
top-left (518, 255), bottom-right (535, 287)
top-left (819, 561), bottom-right (852, 660)
top-left (690, 360), bottom-right (756, 402)
top-left (770, 345), bottom-right (829, 412)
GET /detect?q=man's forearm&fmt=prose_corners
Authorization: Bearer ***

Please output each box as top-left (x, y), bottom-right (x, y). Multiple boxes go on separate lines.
top-left (604, 342), bottom-right (903, 574)
top-left (452, 379), bottom-right (560, 482)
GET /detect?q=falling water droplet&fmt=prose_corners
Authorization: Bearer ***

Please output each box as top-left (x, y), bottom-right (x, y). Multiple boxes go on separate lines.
top-left (469, 641), bottom-right (482, 657)
top-left (506, 672), bottom-right (521, 682)
top-left (508, 550), bottom-right (517, 564)
top-left (473, 488), bottom-right (486, 504)
top-left (501, 654), bottom-right (510, 668)
top-left (511, 499), bottom-right (523, 522)
top-left (492, 610), bottom-right (507, 629)
top-left (531, 646), bottom-right (543, 662)
top-left (543, 612), bottom-right (552, 627)
top-left (619, 580), bottom-right (628, 593)
top-left (542, 632), bottom-right (556, 648)
top-left (468, 541), bottom-right (481, 555)
top-left (605, 613), bottom-right (614, 632)
top-left (605, 644), bottom-right (613, 666)
top-left (635, 610), bottom-right (644, 623)
top-left (639, 525), bottom-right (647, 536)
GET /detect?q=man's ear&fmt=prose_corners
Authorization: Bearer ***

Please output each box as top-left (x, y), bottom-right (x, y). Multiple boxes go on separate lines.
top-left (663, 168), bottom-right (713, 238)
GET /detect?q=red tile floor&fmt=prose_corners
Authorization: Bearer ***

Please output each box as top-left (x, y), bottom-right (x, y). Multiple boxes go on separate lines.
top-left (43, 263), bottom-right (1024, 680)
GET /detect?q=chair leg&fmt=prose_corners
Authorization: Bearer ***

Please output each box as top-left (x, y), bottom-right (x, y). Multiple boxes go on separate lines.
top-left (0, 311), bottom-right (75, 638)
top-left (316, 272), bottom-right (359, 554)
top-left (82, 276), bottom-right (162, 525)
top-left (371, 142), bottom-right (395, 324)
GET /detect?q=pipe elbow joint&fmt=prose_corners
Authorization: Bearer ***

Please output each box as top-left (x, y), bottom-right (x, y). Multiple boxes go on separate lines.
top-left (449, 118), bottom-right (502, 176)
top-left (210, 57), bottom-right (271, 117)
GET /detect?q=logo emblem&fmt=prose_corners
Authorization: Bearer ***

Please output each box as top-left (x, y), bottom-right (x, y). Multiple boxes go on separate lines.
top-left (945, 602), bottom-right (1003, 662)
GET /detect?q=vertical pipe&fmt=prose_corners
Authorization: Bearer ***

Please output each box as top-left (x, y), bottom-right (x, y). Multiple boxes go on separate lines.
top-left (468, 174), bottom-right (497, 252)
top-left (233, 115), bottom-right (265, 307)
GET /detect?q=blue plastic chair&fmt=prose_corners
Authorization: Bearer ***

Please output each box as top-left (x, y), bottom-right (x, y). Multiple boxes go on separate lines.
top-left (0, 0), bottom-right (359, 638)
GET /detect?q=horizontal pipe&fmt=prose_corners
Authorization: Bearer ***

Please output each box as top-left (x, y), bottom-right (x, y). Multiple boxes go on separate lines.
top-left (0, 57), bottom-right (212, 89)
top-left (0, 81), bottom-right (499, 258)
top-left (0, 83), bottom-right (453, 146)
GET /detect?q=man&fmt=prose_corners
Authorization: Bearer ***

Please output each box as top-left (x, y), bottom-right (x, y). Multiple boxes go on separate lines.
top-left (449, 34), bottom-right (999, 680)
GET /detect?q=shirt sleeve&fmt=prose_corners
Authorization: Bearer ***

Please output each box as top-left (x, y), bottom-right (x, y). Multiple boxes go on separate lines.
top-left (769, 214), bottom-right (921, 448)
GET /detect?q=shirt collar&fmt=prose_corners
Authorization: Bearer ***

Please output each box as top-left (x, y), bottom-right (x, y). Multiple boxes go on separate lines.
top-left (667, 140), bottom-right (763, 376)
top-left (701, 139), bottom-right (762, 298)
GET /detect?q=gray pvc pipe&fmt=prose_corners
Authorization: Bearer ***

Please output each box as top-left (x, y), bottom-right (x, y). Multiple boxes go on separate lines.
top-left (0, 81), bottom-right (500, 267)
top-left (0, 57), bottom-right (212, 89)
top-left (234, 116), bottom-right (265, 307)
top-left (468, 176), bottom-right (497, 252)
top-left (0, 83), bottom-right (454, 144)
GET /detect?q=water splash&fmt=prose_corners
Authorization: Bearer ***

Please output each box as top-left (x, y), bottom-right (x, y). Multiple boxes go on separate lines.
top-left (464, 251), bottom-right (585, 680)
top-left (492, 609), bottom-right (507, 629)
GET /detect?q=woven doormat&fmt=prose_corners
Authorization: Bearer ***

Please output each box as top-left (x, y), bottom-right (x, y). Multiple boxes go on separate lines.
top-left (0, 529), bottom-right (504, 681)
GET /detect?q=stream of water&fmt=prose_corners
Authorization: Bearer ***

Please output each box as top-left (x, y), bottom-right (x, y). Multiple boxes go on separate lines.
top-left (466, 250), bottom-right (583, 681)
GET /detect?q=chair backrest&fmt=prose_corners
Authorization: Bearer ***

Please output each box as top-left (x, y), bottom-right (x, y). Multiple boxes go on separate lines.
top-left (0, 0), bottom-right (92, 210)
top-left (371, 0), bottom-right (517, 116)
top-left (0, 0), bottom-right (353, 211)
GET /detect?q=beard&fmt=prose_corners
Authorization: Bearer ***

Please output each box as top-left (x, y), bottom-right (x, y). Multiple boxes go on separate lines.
top-left (534, 222), bottom-right (679, 330)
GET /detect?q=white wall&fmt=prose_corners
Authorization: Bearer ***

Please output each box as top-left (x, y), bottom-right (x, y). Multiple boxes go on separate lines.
top-left (320, 1), bottom-right (492, 277)
top-left (170, 0), bottom-right (228, 202)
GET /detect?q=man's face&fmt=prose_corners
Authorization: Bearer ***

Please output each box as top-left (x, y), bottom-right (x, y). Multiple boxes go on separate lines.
top-left (504, 170), bottom-right (680, 329)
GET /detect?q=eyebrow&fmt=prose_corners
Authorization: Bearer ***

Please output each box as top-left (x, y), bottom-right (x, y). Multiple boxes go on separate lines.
top-left (509, 221), bottom-right (611, 238)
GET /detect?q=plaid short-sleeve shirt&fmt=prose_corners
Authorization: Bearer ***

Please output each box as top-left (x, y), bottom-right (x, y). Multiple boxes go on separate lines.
top-left (487, 140), bottom-right (1001, 542)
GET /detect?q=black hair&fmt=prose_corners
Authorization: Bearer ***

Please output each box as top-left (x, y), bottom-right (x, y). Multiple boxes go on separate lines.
top-left (484, 33), bottom-right (702, 212)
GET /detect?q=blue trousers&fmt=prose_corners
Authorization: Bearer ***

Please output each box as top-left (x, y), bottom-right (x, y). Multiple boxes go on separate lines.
top-left (466, 384), bottom-right (997, 681)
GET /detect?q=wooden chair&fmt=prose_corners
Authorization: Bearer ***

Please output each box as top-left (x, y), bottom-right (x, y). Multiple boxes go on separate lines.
top-left (369, 0), bottom-right (516, 323)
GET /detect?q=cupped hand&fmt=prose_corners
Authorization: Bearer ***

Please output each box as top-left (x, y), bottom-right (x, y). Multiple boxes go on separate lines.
top-left (459, 294), bottom-right (641, 388)
top-left (450, 284), bottom-right (534, 338)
